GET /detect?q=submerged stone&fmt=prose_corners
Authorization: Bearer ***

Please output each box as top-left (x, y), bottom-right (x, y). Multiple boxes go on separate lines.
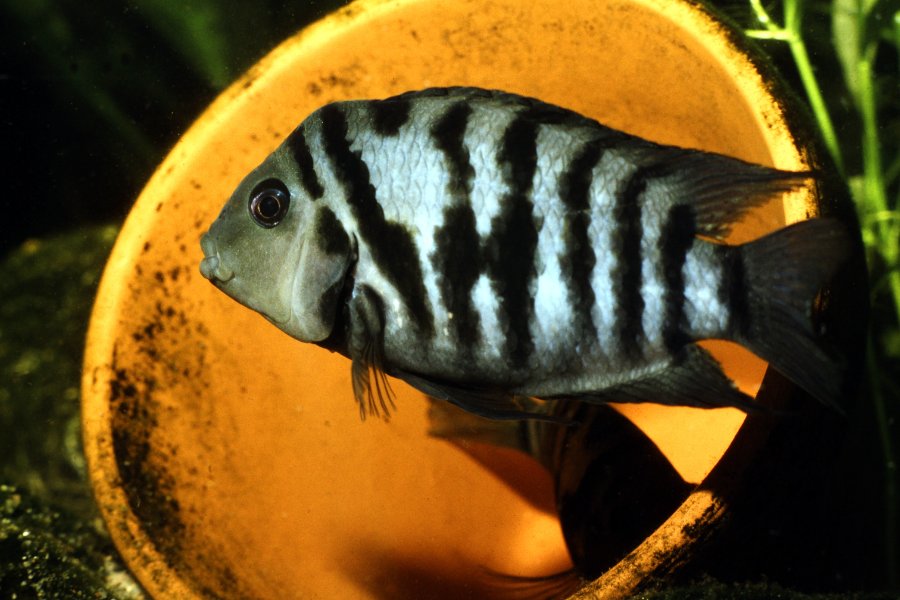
top-left (0, 227), bottom-right (143, 598)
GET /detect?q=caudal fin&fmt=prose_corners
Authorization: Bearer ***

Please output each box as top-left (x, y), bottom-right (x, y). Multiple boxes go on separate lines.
top-left (480, 568), bottom-right (586, 599)
top-left (734, 218), bottom-right (849, 409)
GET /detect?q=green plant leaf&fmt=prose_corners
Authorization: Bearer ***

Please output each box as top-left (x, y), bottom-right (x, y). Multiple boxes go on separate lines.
top-left (881, 328), bottom-right (900, 358)
top-left (832, 0), bottom-right (896, 103)
top-left (133, 0), bottom-right (233, 89)
top-left (833, 0), bottom-right (863, 101)
top-left (894, 8), bottom-right (900, 49)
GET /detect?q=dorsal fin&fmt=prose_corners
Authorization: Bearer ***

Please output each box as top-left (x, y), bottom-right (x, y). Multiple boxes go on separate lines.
top-left (630, 146), bottom-right (813, 240)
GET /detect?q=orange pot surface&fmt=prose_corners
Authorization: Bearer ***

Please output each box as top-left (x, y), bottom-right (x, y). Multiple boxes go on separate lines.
top-left (82, 0), bottom-right (819, 598)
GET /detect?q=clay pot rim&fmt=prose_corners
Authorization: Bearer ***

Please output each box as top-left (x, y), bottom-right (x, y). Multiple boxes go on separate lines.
top-left (81, 0), bottom-right (822, 598)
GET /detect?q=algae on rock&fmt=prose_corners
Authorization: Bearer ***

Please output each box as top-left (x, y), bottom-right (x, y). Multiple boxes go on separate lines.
top-left (0, 226), bottom-right (143, 599)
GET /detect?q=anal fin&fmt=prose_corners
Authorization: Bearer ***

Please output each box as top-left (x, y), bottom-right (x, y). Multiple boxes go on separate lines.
top-left (396, 370), bottom-right (571, 423)
top-left (558, 344), bottom-right (757, 411)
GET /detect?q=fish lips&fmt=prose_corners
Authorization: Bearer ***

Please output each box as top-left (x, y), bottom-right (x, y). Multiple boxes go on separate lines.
top-left (198, 232), bottom-right (295, 329)
top-left (199, 233), bottom-right (235, 284)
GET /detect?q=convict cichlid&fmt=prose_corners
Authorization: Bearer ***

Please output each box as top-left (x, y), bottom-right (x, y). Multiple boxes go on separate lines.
top-left (199, 87), bottom-right (848, 421)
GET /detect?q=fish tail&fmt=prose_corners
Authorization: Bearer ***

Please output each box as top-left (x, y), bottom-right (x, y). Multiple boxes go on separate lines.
top-left (479, 567), bottom-right (586, 599)
top-left (727, 217), bottom-right (849, 409)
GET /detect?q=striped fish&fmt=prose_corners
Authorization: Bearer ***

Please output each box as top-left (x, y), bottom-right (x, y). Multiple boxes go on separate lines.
top-left (199, 87), bottom-right (847, 421)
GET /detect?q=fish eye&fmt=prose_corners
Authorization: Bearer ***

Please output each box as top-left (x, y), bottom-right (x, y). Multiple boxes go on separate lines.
top-left (248, 178), bottom-right (290, 228)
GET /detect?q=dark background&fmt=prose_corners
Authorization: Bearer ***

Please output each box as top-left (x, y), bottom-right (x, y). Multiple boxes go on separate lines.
top-left (0, 0), bottom-right (897, 597)
top-left (1, 0), bottom-right (345, 257)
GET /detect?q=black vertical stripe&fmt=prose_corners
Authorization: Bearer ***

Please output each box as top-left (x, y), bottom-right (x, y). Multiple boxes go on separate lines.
top-left (430, 102), bottom-right (475, 197)
top-left (370, 97), bottom-right (412, 137)
top-left (312, 206), bottom-right (351, 336)
top-left (718, 245), bottom-right (751, 338)
top-left (484, 113), bottom-right (541, 367)
top-left (286, 128), bottom-right (324, 200)
top-left (660, 204), bottom-right (697, 354)
top-left (501, 115), bottom-right (540, 193)
top-left (614, 168), bottom-right (648, 360)
top-left (558, 139), bottom-right (605, 341)
top-left (433, 206), bottom-right (482, 348)
top-left (430, 102), bottom-right (481, 348)
top-left (318, 104), bottom-right (434, 337)
top-left (314, 205), bottom-right (351, 256)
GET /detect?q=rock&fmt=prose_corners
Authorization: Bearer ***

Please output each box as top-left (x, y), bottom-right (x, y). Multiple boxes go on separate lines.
top-left (0, 226), bottom-right (142, 598)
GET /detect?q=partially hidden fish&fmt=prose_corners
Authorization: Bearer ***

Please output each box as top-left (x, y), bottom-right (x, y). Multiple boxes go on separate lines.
top-left (199, 86), bottom-right (848, 421)
top-left (426, 398), bottom-right (692, 596)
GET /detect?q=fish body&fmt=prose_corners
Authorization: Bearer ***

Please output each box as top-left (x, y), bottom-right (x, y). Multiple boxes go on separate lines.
top-left (200, 87), bottom-right (847, 420)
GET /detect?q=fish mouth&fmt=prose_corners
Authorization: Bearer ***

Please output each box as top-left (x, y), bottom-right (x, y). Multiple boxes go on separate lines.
top-left (199, 231), bottom-right (291, 326)
top-left (199, 233), bottom-right (235, 284)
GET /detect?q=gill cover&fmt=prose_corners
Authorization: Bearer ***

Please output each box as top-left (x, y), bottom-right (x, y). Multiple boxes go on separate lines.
top-left (289, 205), bottom-right (355, 342)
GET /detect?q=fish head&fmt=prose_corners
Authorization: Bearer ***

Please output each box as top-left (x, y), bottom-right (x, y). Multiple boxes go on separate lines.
top-left (200, 144), bottom-right (351, 343)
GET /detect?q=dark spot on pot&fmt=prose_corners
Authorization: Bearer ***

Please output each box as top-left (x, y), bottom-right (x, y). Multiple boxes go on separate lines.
top-left (142, 322), bottom-right (162, 340)
top-left (109, 364), bottom-right (186, 565)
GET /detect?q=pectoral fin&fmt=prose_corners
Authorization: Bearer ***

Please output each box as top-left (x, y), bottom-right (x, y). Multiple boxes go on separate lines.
top-left (347, 285), bottom-right (396, 421)
top-left (343, 285), bottom-right (558, 423)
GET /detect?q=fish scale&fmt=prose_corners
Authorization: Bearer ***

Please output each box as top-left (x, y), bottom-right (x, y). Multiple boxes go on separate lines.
top-left (684, 245), bottom-right (728, 337)
top-left (355, 100), bottom-right (496, 366)
top-left (340, 95), bottom-right (721, 377)
top-left (587, 154), bottom-right (626, 363)
top-left (351, 95), bottom-right (555, 374)
top-left (641, 181), bottom-right (679, 353)
top-left (466, 103), bottom-right (517, 239)
top-left (200, 86), bottom-right (848, 421)
top-left (530, 127), bottom-right (583, 363)
top-left (352, 107), bottom-right (448, 339)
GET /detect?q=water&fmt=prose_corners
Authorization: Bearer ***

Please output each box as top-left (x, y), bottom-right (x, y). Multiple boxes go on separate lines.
top-left (0, 0), bottom-right (892, 597)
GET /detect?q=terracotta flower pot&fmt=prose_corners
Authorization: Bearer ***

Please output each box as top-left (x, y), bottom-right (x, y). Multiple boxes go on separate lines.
top-left (81, 0), bottom-right (858, 597)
